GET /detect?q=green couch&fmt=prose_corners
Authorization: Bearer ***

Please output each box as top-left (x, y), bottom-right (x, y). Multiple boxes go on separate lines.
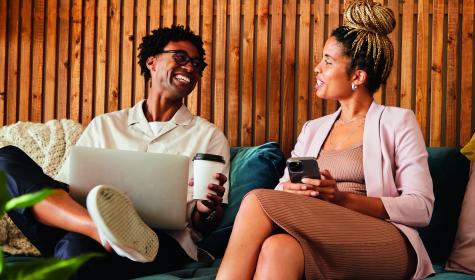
top-left (133, 144), bottom-right (475, 280)
top-left (5, 143), bottom-right (475, 279)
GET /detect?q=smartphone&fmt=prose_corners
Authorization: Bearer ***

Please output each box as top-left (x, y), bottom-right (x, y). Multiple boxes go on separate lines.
top-left (286, 157), bottom-right (321, 183)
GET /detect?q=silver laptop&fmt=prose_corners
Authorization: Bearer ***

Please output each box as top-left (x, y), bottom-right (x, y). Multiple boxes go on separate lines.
top-left (67, 146), bottom-right (189, 230)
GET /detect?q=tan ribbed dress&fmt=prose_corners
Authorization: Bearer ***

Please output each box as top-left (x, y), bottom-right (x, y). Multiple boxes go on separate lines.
top-left (252, 145), bottom-right (416, 280)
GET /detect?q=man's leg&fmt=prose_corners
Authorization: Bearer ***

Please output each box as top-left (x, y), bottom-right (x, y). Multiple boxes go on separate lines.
top-left (0, 145), bottom-right (104, 255)
top-left (58, 231), bottom-right (192, 280)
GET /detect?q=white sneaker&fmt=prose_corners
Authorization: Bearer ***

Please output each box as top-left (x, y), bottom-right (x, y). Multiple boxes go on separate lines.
top-left (86, 185), bottom-right (159, 262)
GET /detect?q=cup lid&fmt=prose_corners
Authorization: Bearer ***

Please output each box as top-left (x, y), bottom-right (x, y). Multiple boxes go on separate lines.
top-left (193, 153), bottom-right (225, 164)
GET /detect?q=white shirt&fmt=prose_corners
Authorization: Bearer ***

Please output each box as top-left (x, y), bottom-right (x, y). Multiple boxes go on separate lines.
top-left (56, 100), bottom-right (230, 260)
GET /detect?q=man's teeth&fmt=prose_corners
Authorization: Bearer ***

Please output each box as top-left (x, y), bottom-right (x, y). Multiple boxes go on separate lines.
top-left (175, 74), bottom-right (190, 83)
top-left (316, 79), bottom-right (323, 86)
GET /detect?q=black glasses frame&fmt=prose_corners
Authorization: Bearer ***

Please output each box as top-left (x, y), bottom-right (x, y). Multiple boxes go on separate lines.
top-left (158, 50), bottom-right (207, 73)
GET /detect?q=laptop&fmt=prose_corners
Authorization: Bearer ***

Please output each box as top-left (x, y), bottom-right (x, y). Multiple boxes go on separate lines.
top-left (67, 146), bottom-right (189, 230)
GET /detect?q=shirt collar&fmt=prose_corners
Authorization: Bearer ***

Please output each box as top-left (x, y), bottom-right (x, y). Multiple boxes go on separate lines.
top-left (127, 99), bottom-right (194, 127)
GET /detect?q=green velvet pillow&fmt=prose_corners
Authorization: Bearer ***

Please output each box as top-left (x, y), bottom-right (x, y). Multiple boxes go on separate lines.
top-left (418, 147), bottom-right (470, 265)
top-left (198, 142), bottom-right (285, 257)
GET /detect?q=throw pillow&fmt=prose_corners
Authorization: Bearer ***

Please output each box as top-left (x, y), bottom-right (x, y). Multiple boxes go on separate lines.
top-left (418, 147), bottom-right (470, 265)
top-left (445, 136), bottom-right (475, 274)
top-left (460, 133), bottom-right (475, 161)
top-left (198, 142), bottom-right (286, 258)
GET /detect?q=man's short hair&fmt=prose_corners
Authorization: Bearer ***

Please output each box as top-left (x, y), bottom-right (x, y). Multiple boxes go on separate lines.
top-left (138, 25), bottom-right (206, 82)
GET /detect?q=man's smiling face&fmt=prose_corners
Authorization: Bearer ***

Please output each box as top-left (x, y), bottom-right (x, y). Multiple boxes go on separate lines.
top-left (146, 40), bottom-right (203, 101)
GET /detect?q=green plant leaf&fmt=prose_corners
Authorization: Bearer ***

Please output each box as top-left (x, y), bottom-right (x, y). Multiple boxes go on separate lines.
top-left (1, 252), bottom-right (101, 280)
top-left (0, 247), bottom-right (4, 276)
top-left (0, 171), bottom-right (10, 214)
top-left (4, 189), bottom-right (55, 212)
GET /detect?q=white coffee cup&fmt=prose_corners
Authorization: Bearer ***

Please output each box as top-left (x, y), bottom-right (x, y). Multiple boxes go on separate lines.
top-left (193, 153), bottom-right (225, 200)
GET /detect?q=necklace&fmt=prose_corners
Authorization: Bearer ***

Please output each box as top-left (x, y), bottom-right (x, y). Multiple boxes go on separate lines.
top-left (327, 121), bottom-right (364, 150)
top-left (336, 115), bottom-right (366, 125)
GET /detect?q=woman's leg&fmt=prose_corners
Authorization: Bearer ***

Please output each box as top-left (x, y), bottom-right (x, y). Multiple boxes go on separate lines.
top-left (254, 234), bottom-right (304, 280)
top-left (216, 193), bottom-right (275, 280)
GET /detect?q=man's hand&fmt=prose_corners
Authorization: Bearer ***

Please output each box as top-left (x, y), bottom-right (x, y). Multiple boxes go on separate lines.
top-left (189, 173), bottom-right (227, 234)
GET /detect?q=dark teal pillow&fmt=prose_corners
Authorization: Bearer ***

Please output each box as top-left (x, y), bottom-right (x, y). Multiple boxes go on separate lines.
top-left (418, 147), bottom-right (470, 265)
top-left (198, 142), bottom-right (285, 257)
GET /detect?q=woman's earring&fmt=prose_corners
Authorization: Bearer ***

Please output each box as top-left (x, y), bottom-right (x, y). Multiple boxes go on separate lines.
top-left (351, 83), bottom-right (357, 91)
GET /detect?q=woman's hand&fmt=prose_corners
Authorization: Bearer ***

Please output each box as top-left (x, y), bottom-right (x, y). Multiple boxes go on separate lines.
top-left (301, 169), bottom-right (345, 204)
top-left (282, 180), bottom-right (319, 197)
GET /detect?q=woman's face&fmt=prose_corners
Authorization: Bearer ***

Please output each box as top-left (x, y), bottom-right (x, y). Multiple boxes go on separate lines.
top-left (314, 36), bottom-right (354, 100)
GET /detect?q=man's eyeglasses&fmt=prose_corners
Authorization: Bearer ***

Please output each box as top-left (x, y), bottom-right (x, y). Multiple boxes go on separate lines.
top-left (159, 50), bottom-right (207, 73)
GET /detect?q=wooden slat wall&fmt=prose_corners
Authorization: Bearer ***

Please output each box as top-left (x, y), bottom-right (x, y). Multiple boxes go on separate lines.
top-left (1, 0), bottom-right (475, 156)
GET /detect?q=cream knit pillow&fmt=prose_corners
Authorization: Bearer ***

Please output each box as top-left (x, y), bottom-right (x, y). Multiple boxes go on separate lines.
top-left (0, 119), bottom-right (83, 256)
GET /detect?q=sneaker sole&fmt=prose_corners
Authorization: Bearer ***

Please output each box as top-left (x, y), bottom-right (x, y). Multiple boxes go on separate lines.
top-left (87, 185), bottom-right (159, 262)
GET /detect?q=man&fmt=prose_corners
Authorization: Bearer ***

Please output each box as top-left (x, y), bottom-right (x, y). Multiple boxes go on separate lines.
top-left (0, 25), bottom-right (230, 279)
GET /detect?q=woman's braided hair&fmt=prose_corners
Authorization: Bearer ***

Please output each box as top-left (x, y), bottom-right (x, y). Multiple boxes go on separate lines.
top-left (332, 0), bottom-right (396, 93)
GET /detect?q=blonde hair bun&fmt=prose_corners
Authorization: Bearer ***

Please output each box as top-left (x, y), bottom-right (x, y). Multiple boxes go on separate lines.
top-left (344, 0), bottom-right (396, 36)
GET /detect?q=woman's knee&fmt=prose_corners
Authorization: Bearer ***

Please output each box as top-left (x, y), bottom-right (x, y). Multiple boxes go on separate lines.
top-left (237, 191), bottom-right (261, 215)
top-left (260, 234), bottom-right (303, 260)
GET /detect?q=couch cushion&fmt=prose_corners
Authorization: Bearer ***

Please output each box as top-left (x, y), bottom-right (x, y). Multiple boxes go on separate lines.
top-left (198, 142), bottom-right (285, 257)
top-left (418, 147), bottom-right (470, 265)
top-left (445, 135), bottom-right (475, 274)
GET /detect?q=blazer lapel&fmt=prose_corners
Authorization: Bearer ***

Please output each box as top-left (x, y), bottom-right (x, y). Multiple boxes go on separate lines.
top-left (363, 102), bottom-right (385, 196)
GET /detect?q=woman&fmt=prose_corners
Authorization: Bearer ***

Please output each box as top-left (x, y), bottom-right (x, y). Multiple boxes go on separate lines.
top-left (216, 1), bottom-right (434, 279)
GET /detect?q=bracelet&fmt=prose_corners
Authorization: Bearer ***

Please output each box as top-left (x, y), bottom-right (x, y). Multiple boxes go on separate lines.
top-left (203, 210), bottom-right (217, 223)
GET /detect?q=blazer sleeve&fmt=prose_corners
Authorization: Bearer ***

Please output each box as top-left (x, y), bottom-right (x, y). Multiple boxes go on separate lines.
top-left (380, 111), bottom-right (434, 227)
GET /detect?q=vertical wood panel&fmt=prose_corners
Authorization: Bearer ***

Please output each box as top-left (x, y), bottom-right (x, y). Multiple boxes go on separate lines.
top-left (107, 0), bottom-right (120, 112)
top-left (240, 0), bottom-right (254, 145)
top-left (135, 0), bottom-right (147, 103)
top-left (326, 0), bottom-right (339, 114)
top-left (44, 0), bottom-right (57, 121)
top-left (187, 0), bottom-right (200, 115)
top-left (400, 0), bottom-right (414, 110)
top-left (57, 0), bottom-right (69, 119)
top-left (254, 0), bottom-right (268, 144)
top-left (69, 0), bottom-right (82, 122)
top-left (460, 0), bottom-right (474, 145)
top-left (227, 0), bottom-right (240, 146)
top-left (149, 0), bottom-right (161, 31)
top-left (7, 0), bottom-right (20, 124)
top-left (0, 0), bottom-right (7, 125)
top-left (121, 0), bottom-right (134, 109)
top-left (95, 0), bottom-right (107, 115)
top-left (200, 0), bottom-right (213, 120)
top-left (312, 0), bottom-right (324, 120)
top-left (162, 0), bottom-right (174, 27)
top-left (385, 0), bottom-right (398, 107)
top-left (429, 0), bottom-right (444, 146)
top-left (268, 0), bottom-right (282, 142)
top-left (446, 0), bottom-right (459, 145)
top-left (296, 0), bottom-right (310, 133)
top-left (372, 0), bottom-right (383, 103)
top-left (213, 0), bottom-right (226, 133)
top-left (415, 0), bottom-right (429, 140)
top-left (31, 0), bottom-right (45, 122)
top-left (176, 0), bottom-right (187, 26)
top-left (81, 0), bottom-right (94, 124)
top-left (19, 0), bottom-right (32, 121)
top-left (281, 0), bottom-right (296, 155)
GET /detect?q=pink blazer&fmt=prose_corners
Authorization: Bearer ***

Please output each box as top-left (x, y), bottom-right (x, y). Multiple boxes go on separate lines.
top-left (276, 102), bottom-right (435, 279)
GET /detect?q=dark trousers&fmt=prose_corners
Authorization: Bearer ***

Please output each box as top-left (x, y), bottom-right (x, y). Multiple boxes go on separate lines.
top-left (0, 146), bottom-right (192, 279)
